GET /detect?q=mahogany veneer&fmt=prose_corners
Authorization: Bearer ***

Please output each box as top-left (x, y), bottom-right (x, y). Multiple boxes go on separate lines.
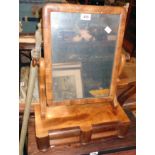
top-left (34, 4), bottom-right (130, 150)
top-left (35, 103), bottom-right (130, 150)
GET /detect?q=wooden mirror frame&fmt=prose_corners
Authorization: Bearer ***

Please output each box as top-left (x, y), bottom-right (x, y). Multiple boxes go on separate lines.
top-left (42, 4), bottom-right (127, 106)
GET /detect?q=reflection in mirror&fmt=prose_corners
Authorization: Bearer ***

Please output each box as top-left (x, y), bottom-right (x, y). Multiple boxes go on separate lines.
top-left (50, 12), bottom-right (120, 101)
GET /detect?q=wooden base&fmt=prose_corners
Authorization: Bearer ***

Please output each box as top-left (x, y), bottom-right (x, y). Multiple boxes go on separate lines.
top-left (34, 103), bottom-right (130, 151)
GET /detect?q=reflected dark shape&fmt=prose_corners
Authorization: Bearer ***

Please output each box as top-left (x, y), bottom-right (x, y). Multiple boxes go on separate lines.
top-left (50, 12), bottom-right (120, 101)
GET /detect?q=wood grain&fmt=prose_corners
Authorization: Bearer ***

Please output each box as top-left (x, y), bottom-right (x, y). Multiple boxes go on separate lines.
top-left (42, 4), bottom-right (127, 106)
top-left (39, 58), bottom-right (46, 118)
top-left (34, 4), bottom-right (130, 150)
top-left (34, 103), bottom-right (130, 149)
top-left (28, 110), bottom-right (135, 155)
top-left (117, 60), bottom-right (136, 88)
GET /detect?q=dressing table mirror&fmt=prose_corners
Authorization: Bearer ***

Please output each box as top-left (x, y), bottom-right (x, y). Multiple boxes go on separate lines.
top-left (34, 4), bottom-right (130, 150)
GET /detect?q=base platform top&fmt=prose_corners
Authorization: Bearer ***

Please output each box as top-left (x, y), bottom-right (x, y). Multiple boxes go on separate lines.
top-left (35, 103), bottom-right (130, 137)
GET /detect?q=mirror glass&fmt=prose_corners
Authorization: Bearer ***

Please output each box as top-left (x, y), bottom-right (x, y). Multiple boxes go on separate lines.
top-left (50, 12), bottom-right (120, 102)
